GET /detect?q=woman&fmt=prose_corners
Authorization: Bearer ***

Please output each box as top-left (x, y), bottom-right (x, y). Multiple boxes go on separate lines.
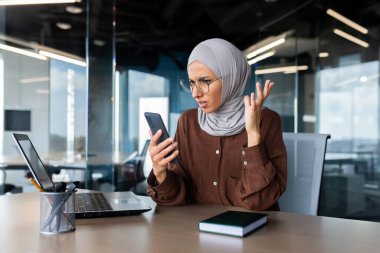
top-left (147, 38), bottom-right (287, 210)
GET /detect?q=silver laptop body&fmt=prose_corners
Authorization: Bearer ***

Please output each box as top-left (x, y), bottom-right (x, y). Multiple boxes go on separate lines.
top-left (13, 133), bottom-right (151, 218)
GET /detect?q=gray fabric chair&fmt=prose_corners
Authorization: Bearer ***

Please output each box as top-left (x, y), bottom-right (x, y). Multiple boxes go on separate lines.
top-left (118, 140), bottom-right (150, 194)
top-left (279, 132), bottom-right (330, 215)
top-left (133, 140), bottom-right (152, 196)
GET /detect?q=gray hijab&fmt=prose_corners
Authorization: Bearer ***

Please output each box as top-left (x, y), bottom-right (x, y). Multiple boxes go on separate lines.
top-left (188, 38), bottom-right (251, 136)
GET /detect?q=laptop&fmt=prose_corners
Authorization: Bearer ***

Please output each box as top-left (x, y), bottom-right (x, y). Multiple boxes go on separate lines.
top-left (13, 133), bottom-right (151, 218)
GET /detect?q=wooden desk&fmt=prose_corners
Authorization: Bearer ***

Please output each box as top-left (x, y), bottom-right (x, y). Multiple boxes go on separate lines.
top-left (1, 193), bottom-right (380, 253)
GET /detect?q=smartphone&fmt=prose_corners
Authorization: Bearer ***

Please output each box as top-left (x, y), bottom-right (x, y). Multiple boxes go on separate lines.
top-left (144, 112), bottom-right (177, 161)
top-left (144, 112), bottom-right (171, 145)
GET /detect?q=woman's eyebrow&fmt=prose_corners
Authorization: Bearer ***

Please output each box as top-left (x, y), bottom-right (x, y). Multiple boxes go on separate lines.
top-left (189, 76), bottom-right (210, 80)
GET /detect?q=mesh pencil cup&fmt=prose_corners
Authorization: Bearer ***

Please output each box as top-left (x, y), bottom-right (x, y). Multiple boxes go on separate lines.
top-left (40, 191), bottom-right (76, 234)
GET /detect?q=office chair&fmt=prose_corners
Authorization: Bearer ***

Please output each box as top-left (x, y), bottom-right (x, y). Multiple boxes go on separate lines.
top-left (133, 140), bottom-right (151, 195)
top-left (279, 132), bottom-right (330, 215)
top-left (118, 140), bottom-right (150, 194)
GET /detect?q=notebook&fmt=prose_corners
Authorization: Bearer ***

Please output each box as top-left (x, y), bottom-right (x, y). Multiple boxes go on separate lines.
top-left (13, 133), bottom-right (151, 218)
top-left (199, 211), bottom-right (268, 237)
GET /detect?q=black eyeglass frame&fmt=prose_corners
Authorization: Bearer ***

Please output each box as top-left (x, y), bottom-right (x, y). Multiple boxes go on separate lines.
top-left (180, 76), bottom-right (222, 94)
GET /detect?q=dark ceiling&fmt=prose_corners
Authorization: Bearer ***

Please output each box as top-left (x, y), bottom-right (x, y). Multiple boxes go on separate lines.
top-left (2, 0), bottom-right (380, 70)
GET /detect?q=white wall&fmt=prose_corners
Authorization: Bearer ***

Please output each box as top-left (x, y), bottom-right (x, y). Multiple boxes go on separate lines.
top-left (2, 51), bottom-right (49, 155)
top-left (138, 97), bottom-right (169, 153)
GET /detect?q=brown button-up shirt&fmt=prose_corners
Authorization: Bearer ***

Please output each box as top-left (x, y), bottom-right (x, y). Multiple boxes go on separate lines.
top-left (147, 108), bottom-right (287, 211)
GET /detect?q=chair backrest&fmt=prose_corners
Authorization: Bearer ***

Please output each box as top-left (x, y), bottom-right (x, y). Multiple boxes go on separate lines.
top-left (129, 139), bottom-right (150, 182)
top-left (279, 132), bottom-right (330, 215)
top-left (119, 140), bottom-right (150, 189)
top-left (139, 139), bottom-right (151, 179)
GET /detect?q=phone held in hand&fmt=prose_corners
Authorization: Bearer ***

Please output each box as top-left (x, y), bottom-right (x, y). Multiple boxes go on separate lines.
top-left (144, 112), bottom-right (171, 144)
top-left (144, 112), bottom-right (176, 161)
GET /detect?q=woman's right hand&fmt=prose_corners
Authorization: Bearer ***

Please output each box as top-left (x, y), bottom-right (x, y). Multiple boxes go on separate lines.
top-left (148, 129), bottom-right (179, 184)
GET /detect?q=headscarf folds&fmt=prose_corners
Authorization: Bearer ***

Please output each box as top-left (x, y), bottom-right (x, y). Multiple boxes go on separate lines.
top-left (187, 38), bottom-right (251, 136)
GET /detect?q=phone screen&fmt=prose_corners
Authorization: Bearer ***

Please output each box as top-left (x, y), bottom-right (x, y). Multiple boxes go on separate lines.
top-left (144, 112), bottom-right (176, 161)
top-left (144, 112), bottom-right (171, 144)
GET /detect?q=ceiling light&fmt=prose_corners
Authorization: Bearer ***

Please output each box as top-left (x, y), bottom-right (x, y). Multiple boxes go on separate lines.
top-left (302, 115), bottom-right (316, 123)
top-left (20, 76), bottom-right (50, 84)
top-left (39, 50), bottom-right (86, 67)
top-left (244, 31), bottom-right (292, 60)
top-left (35, 89), bottom-right (50, 94)
top-left (318, 52), bottom-right (329, 58)
top-left (255, 65), bottom-right (308, 75)
top-left (327, 9), bottom-right (368, 34)
top-left (248, 51), bottom-right (275, 65)
top-left (93, 39), bottom-right (106, 47)
top-left (56, 22), bottom-right (72, 30)
top-left (246, 38), bottom-right (285, 59)
top-left (0, 0), bottom-right (80, 5)
top-left (360, 76), bottom-right (367, 83)
top-left (0, 44), bottom-right (47, 60)
top-left (66, 5), bottom-right (82, 14)
top-left (333, 29), bottom-right (369, 48)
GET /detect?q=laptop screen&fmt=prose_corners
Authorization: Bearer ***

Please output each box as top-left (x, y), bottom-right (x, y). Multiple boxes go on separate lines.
top-left (13, 134), bottom-right (55, 190)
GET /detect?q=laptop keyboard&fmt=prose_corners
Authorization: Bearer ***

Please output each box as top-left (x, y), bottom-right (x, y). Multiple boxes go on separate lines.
top-left (76, 193), bottom-right (113, 212)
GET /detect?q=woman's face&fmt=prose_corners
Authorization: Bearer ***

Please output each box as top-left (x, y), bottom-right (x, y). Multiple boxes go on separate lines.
top-left (188, 61), bottom-right (222, 113)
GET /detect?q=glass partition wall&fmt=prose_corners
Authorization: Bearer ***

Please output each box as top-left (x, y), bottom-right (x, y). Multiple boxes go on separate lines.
top-left (114, 1), bottom-right (380, 220)
top-left (239, 3), bottom-right (379, 220)
top-left (316, 13), bottom-right (380, 220)
top-left (1, 0), bottom-right (380, 221)
top-left (0, 2), bottom-right (88, 192)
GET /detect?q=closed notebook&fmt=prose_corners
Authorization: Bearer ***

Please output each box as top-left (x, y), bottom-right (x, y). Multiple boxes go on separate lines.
top-left (199, 211), bottom-right (268, 237)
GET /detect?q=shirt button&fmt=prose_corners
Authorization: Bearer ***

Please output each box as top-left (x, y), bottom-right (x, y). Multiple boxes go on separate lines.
top-left (243, 161), bottom-right (248, 166)
top-left (216, 149), bottom-right (220, 155)
top-left (213, 181), bottom-right (218, 186)
top-left (241, 150), bottom-right (245, 155)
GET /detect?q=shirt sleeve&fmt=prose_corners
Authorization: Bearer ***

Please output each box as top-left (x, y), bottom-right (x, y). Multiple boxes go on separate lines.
top-left (147, 113), bottom-right (194, 206)
top-left (147, 166), bottom-right (187, 205)
top-left (233, 110), bottom-right (287, 210)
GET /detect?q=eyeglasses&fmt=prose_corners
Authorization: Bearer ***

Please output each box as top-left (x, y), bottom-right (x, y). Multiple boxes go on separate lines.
top-left (179, 76), bottom-right (222, 94)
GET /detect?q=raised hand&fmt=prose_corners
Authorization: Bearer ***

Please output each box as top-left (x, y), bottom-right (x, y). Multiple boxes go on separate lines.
top-left (243, 80), bottom-right (274, 147)
top-left (148, 129), bottom-right (179, 184)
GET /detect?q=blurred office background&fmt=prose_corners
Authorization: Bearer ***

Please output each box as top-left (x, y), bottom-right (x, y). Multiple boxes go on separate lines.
top-left (0, 0), bottom-right (379, 221)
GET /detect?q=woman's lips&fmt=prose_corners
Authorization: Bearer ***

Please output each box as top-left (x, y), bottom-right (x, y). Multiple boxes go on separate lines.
top-left (198, 101), bottom-right (208, 108)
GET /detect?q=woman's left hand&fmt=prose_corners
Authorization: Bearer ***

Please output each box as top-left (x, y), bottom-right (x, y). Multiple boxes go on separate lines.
top-left (243, 80), bottom-right (274, 147)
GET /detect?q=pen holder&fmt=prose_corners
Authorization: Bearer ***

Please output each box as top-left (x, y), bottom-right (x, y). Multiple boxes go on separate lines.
top-left (40, 191), bottom-right (76, 234)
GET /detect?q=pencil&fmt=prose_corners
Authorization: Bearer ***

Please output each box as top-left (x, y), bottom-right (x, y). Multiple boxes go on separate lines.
top-left (25, 172), bottom-right (43, 192)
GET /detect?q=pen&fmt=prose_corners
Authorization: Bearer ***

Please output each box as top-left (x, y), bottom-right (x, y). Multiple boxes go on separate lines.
top-left (25, 172), bottom-right (43, 192)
